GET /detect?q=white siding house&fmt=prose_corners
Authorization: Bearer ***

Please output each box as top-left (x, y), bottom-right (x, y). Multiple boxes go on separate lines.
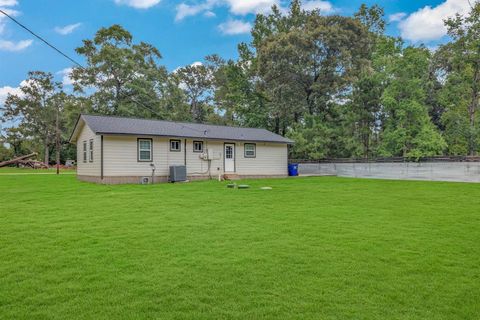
top-left (75, 121), bottom-right (101, 177)
top-left (70, 115), bottom-right (292, 184)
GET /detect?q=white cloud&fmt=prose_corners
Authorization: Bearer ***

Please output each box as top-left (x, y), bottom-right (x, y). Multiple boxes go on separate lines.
top-left (173, 61), bottom-right (203, 74)
top-left (57, 68), bottom-right (74, 86)
top-left (399, 0), bottom-right (471, 42)
top-left (204, 10), bottom-right (216, 18)
top-left (0, 8), bottom-right (20, 35)
top-left (0, 84), bottom-right (23, 106)
top-left (175, 3), bottom-right (205, 21)
top-left (218, 19), bottom-right (251, 35)
top-left (388, 12), bottom-right (407, 23)
top-left (54, 23), bottom-right (82, 35)
top-left (175, 0), bottom-right (217, 21)
top-left (0, 39), bottom-right (32, 51)
top-left (175, 0), bottom-right (281, 21)
top-left (0, 18), bottom-right (7, 35)
top-left (175, 0), bottom-right (335, 23)
top-left (0, 0), bottom-right (18, 6)
top-left (114, 0), bottom-right (161, 9)
top-left (302, 0), bottom-right (333, 13)
top-left (0, 1), bottom-right (32, 51)
top-left (225, 0), bottom-right (278, 15)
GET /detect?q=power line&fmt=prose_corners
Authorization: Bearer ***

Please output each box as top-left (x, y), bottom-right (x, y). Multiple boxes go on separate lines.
top-left (0, 9), bottom-right (83, 68)
top-left (0, 9), bottom-right (162, 117)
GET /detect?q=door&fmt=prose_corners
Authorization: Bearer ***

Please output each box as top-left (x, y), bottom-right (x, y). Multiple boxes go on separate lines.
top-left (224, 143), bottom-right (235, 172)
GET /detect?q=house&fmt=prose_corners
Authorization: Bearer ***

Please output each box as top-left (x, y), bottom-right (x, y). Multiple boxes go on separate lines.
top-left (69, 114), bottom-right (293, 184)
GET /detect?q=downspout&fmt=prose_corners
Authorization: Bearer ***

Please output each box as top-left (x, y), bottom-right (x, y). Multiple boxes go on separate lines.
top-left (101, 135), bottom-right (104, 180)
top-left (184, 139), bottom-right (187, 166)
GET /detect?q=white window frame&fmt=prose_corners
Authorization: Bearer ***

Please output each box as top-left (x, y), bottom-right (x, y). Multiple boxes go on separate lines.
top-left (89, 139), bottom-right (94, 162)
top-left (244, 143), bottom-right (256, 158)
top-left (170, 139), bottom-right (181, 152)
top-left (138, 138), bottom-right (153, 162)
top-left (83, 141), bottom-right (87, 163)
top-left (193, 141), bottom-right (203, 153)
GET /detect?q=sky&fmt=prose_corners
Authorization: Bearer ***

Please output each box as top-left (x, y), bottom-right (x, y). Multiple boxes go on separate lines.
top-left (0, 0), bottom-right (474, 115)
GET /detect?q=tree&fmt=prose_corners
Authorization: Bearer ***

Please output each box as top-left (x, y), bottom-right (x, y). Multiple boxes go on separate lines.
top-left (174, 62), bottom-right (214, 122)
top-left (0, 144), bottom-right (12, 162)
top-left (1, 71), bottom-right (62, 164)
top-left (10, 6), bottom-right (480, 162)
top-left (347, 73), bottom-right (384, 157)
top-left (252, 1), bottom-right (370, 138)
top-left (72, 24), bottom-right (168, 118)
top-left (379, 47), bottom-right (446, 158)
top-left (0, 133), bottom-right (13, 161)
top-left (436, 3), bottom-right (480, 155)
top-left (158, 75), bottom-right (191, 122)
top-left (3, 127), bottom-right (28, 157)
top-left (213, 57), bottom-right (269, 128)
top-left (354, 4), bottom-right (385, 34)
top-left (436, 72), bottom-right (472, 155)
top-left (287, 115), bottom-right (333, 159)
top-left (345, 5), bottom-right (391, 158)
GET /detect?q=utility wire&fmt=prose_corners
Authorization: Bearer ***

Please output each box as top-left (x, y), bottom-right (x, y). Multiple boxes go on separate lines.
top-left (0, 9), bottom-right (212, 131)
top-left (0, 9), bottom-right (162, 117)
top-left (0, 9), bottom-right (83, 68)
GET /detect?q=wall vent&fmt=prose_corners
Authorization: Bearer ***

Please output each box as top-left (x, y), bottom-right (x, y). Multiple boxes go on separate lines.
top-left (140, 176), bottom-right (151, 184)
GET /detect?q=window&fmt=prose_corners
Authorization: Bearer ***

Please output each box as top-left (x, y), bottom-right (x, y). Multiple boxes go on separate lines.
top-left (138, 138), bottom-right (152, 162)
top-left (83, 141), bottom-right (87, 163)
top-left (244, 143), bottom-right (256, 158)
top-left (193, 141), bottom-right (203, 153)
top-left (225, 145), bottom-right (233, 159)
top-left (89, 139), bottom-right (94, 162)
top-left (170, 139), bottom-right (181, 152)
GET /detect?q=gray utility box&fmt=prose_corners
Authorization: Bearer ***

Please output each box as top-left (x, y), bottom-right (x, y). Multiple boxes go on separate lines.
top-left (169, 165), bottom-right (187, 182)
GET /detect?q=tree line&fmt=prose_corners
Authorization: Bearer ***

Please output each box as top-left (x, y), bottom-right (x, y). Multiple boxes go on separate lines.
top-left (1, 1), bottom-right (479, 163)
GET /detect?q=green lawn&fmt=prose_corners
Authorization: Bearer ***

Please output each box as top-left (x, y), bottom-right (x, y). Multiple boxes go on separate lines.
top-left (1, 174), bottom-right (479, 319)
top-left (0, 167), bottom-right (75, 174)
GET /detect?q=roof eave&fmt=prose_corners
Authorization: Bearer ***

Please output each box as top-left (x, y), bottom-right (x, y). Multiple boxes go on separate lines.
top-left (68, 115), bottom-right (86, 143)
top-left (96, 131), bottom-right (292, 144)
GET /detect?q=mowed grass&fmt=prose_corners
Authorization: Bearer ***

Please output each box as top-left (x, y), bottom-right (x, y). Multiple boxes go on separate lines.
top-left (0, 173), bottom-right (479, 320)
top-left (0, 167), bottom-right (75, 174)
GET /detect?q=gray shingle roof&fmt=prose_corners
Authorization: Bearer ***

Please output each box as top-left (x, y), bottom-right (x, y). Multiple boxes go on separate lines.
top-left (75, 114), bottom-right (293, 144)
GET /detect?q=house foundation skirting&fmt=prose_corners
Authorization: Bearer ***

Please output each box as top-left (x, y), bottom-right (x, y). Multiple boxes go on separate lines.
top-left (77, 174), bottom-right (288, 184)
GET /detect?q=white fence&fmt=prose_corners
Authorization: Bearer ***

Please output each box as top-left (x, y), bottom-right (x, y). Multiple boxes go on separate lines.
top-left (298, 162), bottom-right (480, 183)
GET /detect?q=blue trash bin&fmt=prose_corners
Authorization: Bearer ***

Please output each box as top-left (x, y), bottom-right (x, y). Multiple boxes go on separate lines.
top-left (288, 163), bottom-right (299, 176)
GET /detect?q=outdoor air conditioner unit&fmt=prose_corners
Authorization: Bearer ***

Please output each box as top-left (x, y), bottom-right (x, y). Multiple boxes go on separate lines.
top-left (169, 165), bottom-right (187, 182)
top-left (140, 176), bottom-right (151, 185)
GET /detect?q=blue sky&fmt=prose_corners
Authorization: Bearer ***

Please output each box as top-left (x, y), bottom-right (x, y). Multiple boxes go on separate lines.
top-left (0, 0), bottom-right (472, 104)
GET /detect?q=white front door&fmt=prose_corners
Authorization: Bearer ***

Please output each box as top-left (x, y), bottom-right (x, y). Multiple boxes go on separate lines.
top-left (224, 143), bottom-right (235, 172)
